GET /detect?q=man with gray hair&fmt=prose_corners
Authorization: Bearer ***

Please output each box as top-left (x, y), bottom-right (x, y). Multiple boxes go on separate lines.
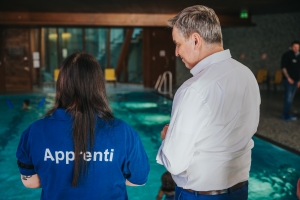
top-left (156, 5), bottom-right (260, 200)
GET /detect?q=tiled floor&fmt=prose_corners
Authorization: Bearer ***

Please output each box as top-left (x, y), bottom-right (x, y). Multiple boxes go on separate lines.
top-left (257, 90), bottom-right (300, 154)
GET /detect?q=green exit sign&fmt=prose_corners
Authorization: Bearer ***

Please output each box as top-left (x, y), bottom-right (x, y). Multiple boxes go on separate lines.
top-left (240, 10), bottom-right (248, 18)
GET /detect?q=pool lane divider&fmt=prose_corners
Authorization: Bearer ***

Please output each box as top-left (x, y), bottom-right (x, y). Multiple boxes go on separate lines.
top-left (39, 97), bottom-right (46, 107)
top-left (6, 100), bottom-right (13, 108)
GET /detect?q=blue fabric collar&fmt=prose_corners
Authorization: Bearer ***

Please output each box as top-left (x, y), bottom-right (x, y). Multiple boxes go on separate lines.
top-left (50, 108), bottom-right (71, 120)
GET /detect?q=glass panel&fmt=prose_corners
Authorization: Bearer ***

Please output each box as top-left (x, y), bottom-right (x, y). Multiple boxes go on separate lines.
top-left (43, 27), bottom-right (58, 83)
top-left (85, 28), bottom-right (108, 71)
top-left (127, 28), bottom-right (143, 83)
top-left (110, 28), bottom-right (125, 69)
top-left (58, 28), bottom-right (83, 61)
top-left (41, 27), bottom-right (143, 85)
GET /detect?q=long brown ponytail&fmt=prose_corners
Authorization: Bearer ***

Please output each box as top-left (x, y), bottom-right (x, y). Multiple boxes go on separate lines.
top-left (45, 52), bottom-right (114, 187)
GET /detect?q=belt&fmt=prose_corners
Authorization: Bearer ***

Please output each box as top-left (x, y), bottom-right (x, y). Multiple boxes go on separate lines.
top-left (181, 181), bottom-right (248, 195)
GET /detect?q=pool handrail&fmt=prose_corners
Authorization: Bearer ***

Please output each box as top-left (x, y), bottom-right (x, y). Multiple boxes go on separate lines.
top-left (155, 71), bottom-right (173, 98)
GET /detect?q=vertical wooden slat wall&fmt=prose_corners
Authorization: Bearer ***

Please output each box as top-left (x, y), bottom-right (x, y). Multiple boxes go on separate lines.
top-left (28, 28), bottom-right (33, 90)
top-left (40, 27), bottom-right (45, 70)
top-left (0, 28), bottom-right (6, 91)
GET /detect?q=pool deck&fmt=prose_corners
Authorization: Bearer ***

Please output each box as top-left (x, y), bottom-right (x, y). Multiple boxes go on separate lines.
top-left (256, 90), bottom-right (300, 155)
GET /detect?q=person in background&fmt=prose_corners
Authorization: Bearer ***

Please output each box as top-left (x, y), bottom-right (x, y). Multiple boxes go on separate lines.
top-left (156, 171), bottom-right (175, 200)
top-left (156, 5), bottom-right (260, 200)
top-left (16, 52), bottom-right (150, 200)
top-left (22, 99), bottom-right (30, 109)
top-left (281, 41), bottom-right (300, 121)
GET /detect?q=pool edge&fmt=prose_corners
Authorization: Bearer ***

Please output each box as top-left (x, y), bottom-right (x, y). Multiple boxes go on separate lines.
top-left (254, 133), bottom-right (300, 156)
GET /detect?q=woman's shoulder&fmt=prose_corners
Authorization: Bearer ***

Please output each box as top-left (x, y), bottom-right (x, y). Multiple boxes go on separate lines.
top-left (20, 117), bottom-right (51, 139)
top-left (29, 116), bottom-right (52, 129)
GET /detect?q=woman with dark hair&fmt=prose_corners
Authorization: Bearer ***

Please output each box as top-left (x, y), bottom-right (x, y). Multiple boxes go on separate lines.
top-left (16, 52), bottom-right (150, 199)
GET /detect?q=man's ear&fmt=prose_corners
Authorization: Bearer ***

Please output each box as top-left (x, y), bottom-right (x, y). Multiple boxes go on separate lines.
top-left (191, 33), bottom-right (202, 49)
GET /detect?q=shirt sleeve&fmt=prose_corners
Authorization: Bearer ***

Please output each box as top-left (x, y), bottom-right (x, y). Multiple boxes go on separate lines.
top-left (122, 124), bottom-right (150, 185)
top-left (156, 87), bottom-right (211, 175)
top-left (16, 127), bottom-right (36, 176)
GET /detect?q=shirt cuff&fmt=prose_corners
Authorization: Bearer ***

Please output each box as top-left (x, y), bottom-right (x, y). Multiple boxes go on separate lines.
top-left (156, 140), bottom-right (165, 165)
top-left (17, 160), bottom-right (36, 176)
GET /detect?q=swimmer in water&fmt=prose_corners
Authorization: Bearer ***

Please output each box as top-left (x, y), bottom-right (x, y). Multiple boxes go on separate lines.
top-left (22, 99), bottom-right (31, 110)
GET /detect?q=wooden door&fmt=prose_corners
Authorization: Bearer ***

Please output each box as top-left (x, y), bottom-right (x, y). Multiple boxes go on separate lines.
top-left (143, 28), bottom-right (176, 88)
top-left (0, 28), bottom-right (32, 91)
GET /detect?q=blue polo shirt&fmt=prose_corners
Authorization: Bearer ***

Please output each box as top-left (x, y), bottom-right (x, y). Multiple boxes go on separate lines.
top-left (16, 109), bottom-right (150, 200)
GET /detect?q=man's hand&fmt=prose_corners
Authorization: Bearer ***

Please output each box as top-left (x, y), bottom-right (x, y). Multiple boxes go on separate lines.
top-left (297, 81), bottom-right (300, 89)
top-left (161, 124), bottom-right (169, 141)
top-left (297, 178), bottom-right (300, 200)
top-left (282, 68), bottom-right (294, 84)
top-left (288, 77), bottom-right (294, 84)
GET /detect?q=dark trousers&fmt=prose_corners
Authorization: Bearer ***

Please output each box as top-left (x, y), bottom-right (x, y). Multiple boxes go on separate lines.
top-left (175, 182), bottom-right (248, 200)
top-left (283, 79), bottom-right (297, 116)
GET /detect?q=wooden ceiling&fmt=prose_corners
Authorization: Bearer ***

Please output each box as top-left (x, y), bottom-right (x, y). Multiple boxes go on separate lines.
top-left (1, 0), bottom-right (299, 15)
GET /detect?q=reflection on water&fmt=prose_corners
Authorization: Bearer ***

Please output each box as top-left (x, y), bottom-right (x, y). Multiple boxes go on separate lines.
top-left (122, 102), bottom-right (157, 109)
top-left (249, 136), bottom-right (300, 200)
top-left (0, 92), bottom-right (299, 200)
top-left (250, 164), bottom-right (298, 199)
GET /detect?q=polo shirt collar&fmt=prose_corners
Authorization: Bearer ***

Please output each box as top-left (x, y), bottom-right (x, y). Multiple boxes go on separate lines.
top-left (50, 108), bottom-right (71, 120)
top-left (190, 49), bottom-right (232, 76)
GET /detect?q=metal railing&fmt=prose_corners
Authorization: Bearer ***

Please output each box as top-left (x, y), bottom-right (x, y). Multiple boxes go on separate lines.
top-left (155, 71), bottom-right (173, 98)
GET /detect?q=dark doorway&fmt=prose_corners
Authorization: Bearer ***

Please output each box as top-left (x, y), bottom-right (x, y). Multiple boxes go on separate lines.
top-left (143, 28), bottom-right (176, 88)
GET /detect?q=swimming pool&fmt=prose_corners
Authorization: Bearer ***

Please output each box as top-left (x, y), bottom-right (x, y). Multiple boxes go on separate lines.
top-left (0, 92), bottom-right (299, 200)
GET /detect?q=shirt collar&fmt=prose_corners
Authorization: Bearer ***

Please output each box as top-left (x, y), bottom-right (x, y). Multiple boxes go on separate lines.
top-left (50, 108), bottom-right (71, 120)
top-left (190, 49), bottom-right (232, 76)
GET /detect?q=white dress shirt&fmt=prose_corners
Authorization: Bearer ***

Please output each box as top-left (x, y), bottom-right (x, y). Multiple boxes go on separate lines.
top-left (156, 49), bottom-right (261, 191)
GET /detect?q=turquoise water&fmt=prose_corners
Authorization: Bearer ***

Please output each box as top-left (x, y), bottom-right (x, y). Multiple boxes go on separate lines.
top-left (0, 92), bottom-right (299, 200)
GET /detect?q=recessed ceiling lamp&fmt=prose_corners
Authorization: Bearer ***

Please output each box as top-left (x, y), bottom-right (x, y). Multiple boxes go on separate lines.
top-left (48, 33), bottom-right (58, 40)
top-left (61, 33), bottom-right (72, 39)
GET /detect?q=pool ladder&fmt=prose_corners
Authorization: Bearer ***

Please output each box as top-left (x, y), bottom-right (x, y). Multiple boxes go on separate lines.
top-left (155, 71), bottom-right (173, 98)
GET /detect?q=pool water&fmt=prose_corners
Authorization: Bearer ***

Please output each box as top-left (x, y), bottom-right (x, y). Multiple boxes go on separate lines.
top-left (0, 92), bottom-right (299, 200)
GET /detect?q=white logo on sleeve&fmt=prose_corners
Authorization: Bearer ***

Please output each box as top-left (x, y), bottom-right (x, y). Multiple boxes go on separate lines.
top-left (44, 148), bottom-right (115, 164)
top-left (292, 59), bottom-right (297, 63)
